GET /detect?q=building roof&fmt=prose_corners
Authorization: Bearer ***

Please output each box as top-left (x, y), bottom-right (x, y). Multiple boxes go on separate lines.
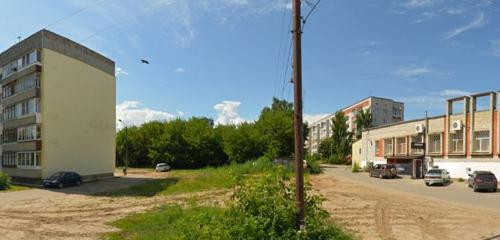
top-left (365, 114), bottom-right (446, 131)
top-left (0, 29), bottom-right (115, 76)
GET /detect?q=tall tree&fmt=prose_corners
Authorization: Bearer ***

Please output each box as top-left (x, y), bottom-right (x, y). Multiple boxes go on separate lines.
top-left (354, 109), bottom-right (373, 140)
top-left (328, 111), bottom-right (352, 163)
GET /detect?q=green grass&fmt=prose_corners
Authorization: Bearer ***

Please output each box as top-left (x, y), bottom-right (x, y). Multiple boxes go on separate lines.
top-left (105, 205), bottom-right (225, 240)
top-left (0, 185), bottom-right (31, 192)
top-left (101, 158), bottom-right (279, 197)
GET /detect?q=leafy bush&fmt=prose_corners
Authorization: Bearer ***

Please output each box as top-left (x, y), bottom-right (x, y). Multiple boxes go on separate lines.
top-left (458, 178), bottom-right (464, 182)
top-left (352, 162), bottom-right (361, 173)
top-left (0, 172), bottom-right (11, 190)
top-left (306, 157), bottom-right (322, 175)
top-left (107, 166), bottom-right (352, 240)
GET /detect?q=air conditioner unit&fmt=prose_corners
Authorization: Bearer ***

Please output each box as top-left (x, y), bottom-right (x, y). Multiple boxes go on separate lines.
top-left (415, 124), bottom-right (425, 134)
top-left (451, 120), bottom-right (462, 131)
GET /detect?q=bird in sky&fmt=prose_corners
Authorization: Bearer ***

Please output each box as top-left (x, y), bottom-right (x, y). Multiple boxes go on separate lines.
top-left (140, 59), bottom-right (150, 64)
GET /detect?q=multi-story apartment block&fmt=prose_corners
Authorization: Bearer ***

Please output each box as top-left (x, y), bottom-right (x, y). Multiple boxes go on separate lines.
top-left (0, 29), bottom-right (116, 182)
top-left (307, 96), bottom-right (404, 155)
top-left (355, 91), bottom-right (500, 178)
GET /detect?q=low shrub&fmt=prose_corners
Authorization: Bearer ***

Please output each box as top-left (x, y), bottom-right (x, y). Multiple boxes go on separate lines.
top-left (0, 172), bottom-right (11, 190)
top-left (458, 178), bottom-right (464, 182)
top-left (306, 156), bottom-right (322, 175)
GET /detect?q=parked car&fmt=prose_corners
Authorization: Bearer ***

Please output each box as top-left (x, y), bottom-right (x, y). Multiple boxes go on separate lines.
top-left (369, 164), bottom-right (397, 179)
top-left (43, 172), bottom-right (82, 188)
top-left (155, 163), bottom-right (171, 172)
top-left (468, 171), bottom-right (497, 192)
top-left (424, 168), bottom-right (450, 186)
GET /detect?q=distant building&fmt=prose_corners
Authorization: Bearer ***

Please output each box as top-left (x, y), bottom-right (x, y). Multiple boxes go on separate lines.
top-left (307, 96), bottom-right (404, 155)
top-left (356, 91), bottom-right (500, 179)
top-left (0, 29), bottom-right (116, 182)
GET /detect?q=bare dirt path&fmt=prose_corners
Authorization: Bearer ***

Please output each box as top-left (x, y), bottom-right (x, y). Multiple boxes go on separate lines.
top-left (0, 170), bottom-right (229, 240)
top-left (312, 166), bottom-right (500, 240)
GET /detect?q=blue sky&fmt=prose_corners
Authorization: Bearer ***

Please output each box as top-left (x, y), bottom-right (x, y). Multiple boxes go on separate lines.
top-left (1, 0), bottom-right (499, 128)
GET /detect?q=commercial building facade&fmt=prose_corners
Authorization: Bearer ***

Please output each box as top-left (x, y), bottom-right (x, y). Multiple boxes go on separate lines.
top-left (356, 92), bottom-right (500, 178)
top-left (308, 97), bottom-right (404, 155)
top-left (0, 30), bottom-right (116, 182)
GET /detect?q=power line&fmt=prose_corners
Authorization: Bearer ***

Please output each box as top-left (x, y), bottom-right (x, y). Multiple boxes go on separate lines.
top-left (302, 0), bottom-right (321, 32)
top-left (274, 3), bottom-right (290, 98)
top-left (44, 0), bottom-right (109, 30)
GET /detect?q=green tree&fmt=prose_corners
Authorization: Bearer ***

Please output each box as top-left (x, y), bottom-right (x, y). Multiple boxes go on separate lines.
top-left (218, 123), bottom-right (264, 163)
top-left (326, 111), bottom-right (352, 164)
top-left (354, 109), bottom-right (373, 140)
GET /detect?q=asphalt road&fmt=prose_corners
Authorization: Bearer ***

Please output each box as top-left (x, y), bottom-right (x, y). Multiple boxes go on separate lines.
top-left (322, 165), bottom-right (500, 211)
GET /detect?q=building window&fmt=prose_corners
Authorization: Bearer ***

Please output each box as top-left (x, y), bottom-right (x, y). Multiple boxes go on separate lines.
top-left (411, 135), bottom-right (424, 155)
top-left (17, 125), bottom-right (40, 142)
top-left (429, 134), bottom-right (442, 154)
top-left (375, 140), bottom-right (380, 156)
top-left (449, 130), bottom-right (464, 153)
top-left (2, 106), bottom-right (17, 121)
top-left (0, 50), bottom-right (39, 80)
top-left (2, 83), bottom-right (15, 99)
top-left (16, 151), bottom-right (41, 169)
top-left (384, 139), bottom-right (393, 156)
top-left (1, 152), bottom-right (17, 167)
top-left (2, 129), bottom-right (17, 143)
top-left (473, 131), bottom-right (490, 153)
top-left (396, 137), bottom-right (407, 155)
top-left (14, 74), bottom-right (39, 94)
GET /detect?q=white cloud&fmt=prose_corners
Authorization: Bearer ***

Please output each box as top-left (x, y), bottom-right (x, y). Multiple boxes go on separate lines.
top-left (115, 67), bottom-right (128, 77)
top-left (304, 113), bottom-right (331, 124)
top-left (439, 89), bottom-right (471, 97)
top-left (404, 0), bottom-right (435, 9)
top-left (443, 12), bottom-right (488, 40)
top-left (392, 66), bottom-right (436, 78)
top-left (175, 67), bottom-right (185, 73)
top-left (489, 39), bottom-right (500, 57)
top-left (116, 101), bottom-right (176, 130)
top-left (213, 100), bottom-right (247, 125)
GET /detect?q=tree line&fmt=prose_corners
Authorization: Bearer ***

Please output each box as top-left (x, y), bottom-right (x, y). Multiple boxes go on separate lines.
top-left (116, 98), bottom-right (308, 169)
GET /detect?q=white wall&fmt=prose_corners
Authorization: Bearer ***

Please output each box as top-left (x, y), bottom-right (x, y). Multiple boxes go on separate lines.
top-left (434, 159), bottom-right (500, 179)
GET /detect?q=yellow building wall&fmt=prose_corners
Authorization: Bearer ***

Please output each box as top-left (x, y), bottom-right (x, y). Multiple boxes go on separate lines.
top-left (40, 48), bottom-right (115, 178)
top-left (352, 140), bottom-right (362, 167)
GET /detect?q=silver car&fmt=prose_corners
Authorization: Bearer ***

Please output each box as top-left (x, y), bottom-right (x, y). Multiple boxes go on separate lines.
top-left (424, 168), bottom-right (450, 186)
top-left (155, 163), bottom-right (171, 172)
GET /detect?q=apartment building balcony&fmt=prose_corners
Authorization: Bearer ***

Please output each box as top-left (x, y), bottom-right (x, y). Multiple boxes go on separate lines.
top-left (2, 113), bottom-right (41, 129)
top-left (1, 64), bottom-right (41, 85)
top-left (2, 140), bottom-right (41, 152)
top-left (1, 87), bottom-right (41, 107)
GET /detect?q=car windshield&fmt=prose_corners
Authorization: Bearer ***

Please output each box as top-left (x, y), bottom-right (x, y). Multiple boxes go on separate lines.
top-left (428, 170), bottom-right (442, 174)
top-left (157, 163), bottom-right (166, 167)
top-left (50, 172), bottom-right (65, 178)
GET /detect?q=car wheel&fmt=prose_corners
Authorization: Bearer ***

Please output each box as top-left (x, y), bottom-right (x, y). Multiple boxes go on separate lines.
top-left (425, 182), bottom-right (429, 186)
top-left (492, 188), bottom-right (497, 192)
top-left (76, 180), bottom-right (82, 186)
top-left (58, 182), bottom-right (64, 189)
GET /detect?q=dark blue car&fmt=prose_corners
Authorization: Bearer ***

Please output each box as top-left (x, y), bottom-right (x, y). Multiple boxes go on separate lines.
top-left (43, 172), bottom-right (82, 188)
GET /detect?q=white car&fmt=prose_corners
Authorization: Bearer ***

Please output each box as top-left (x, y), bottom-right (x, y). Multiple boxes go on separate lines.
top-left (155, 163), bottom-right (171, 172)
top-left (424, 168), bottom-right (450, 186)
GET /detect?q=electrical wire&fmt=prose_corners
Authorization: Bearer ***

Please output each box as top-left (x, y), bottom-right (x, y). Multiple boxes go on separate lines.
top-left (274, 3), bottom-right (290, 98)
top-left (302, 0), bottom-right (321, 32)
top-left (44, 0), bottom-right (109, 30)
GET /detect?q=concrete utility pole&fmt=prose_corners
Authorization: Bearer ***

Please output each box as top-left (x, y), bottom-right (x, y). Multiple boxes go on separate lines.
top-left (292, 0), bottom-right (305, 230)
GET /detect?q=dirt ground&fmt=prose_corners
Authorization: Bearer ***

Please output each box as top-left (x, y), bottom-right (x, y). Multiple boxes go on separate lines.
top-left (0, 170), bottom-right (229, 240)
top-left (312, 172), bottom-right (500, 240)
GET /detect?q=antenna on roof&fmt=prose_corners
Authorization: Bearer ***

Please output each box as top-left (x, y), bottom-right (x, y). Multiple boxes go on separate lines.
top-left (17, 36), bottom-right (21, 43)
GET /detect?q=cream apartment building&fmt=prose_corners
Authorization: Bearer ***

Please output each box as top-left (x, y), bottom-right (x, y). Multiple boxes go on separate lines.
top-left (0, 30), bottom-right (116, 182)
top-left (357, 92), bottom-right (500, 178)
top-left (308, 96), bottom-right (404, 154)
